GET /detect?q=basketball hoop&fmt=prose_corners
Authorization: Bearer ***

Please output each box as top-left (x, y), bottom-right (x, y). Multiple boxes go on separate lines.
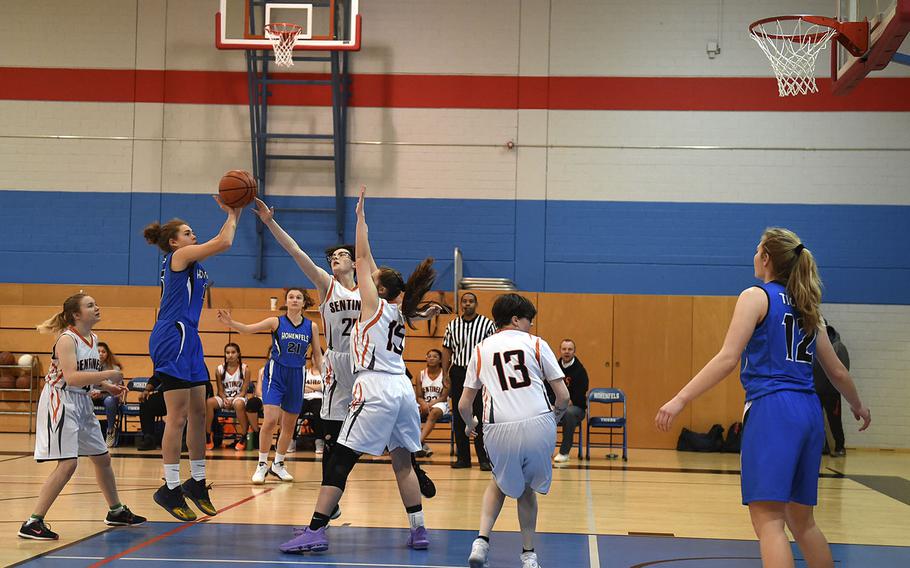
top-left (749, 15), bottom-right (869, 96)
top-left (265, 22), bottom-right (303, 67)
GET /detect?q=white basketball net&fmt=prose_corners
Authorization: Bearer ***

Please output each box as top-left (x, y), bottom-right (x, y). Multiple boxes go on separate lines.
top-left (265, 23), bottom-right (303, 67)
top-left (750, 18), bottom-right (837, 97)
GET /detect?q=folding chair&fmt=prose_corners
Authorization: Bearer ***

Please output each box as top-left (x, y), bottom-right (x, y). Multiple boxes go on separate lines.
top-left (585, 388), bottom-right (627, 461)
top-left (118, 377), bottom-right (151, 446)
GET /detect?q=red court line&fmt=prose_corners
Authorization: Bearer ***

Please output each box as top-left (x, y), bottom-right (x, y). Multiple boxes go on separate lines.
top-left (2, 67), bottom-right (910, 111)
top-left (87, 487), bottom-right (274, 568)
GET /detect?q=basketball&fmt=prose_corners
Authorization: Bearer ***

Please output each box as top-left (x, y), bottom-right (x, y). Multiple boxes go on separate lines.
top-left (218, 170), bottom-right (257, 208)
top-left (15, 375), bottom-right (30, 389)
top-left (17, 353), bottom-right (34, 370)
top-left (0, 351), bottom-right (14, 366)
top-left (0, 374), bottom-right (13, 389)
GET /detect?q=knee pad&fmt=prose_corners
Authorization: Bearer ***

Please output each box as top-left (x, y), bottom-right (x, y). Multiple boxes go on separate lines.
top-left (322, 444), bottom-right (360, 491)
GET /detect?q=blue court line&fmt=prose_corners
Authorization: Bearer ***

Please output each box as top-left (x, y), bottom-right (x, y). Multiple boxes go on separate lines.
top-left (17, 522), bottom-right (910, 567)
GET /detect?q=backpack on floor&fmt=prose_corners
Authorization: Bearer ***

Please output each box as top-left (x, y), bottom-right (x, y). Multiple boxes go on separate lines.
top-left (722, 421), bottom-right (743, 453)
top-left (676, 423), bottom-right (725, 452)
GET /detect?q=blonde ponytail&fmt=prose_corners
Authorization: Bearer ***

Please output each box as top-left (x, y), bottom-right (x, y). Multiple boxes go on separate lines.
top-left (36, 293), bottom-right (87, 335)
top-left (761, 228), bottom-right (823, 333)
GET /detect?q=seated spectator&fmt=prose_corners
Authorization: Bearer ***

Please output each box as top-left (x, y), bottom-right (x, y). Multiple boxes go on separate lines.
top-left (206, 343), bottom-right (251, 451)
top-left (91, 342), bottom-right (124, 447)
top-left (137, 375), bottom-right (166, 451)
top-left (140, 377), bottom-right (214, 451)
top-left (295, 341), bottom-right (326, 455)
top-left (546, 339), bottom-right (589, 463)
top-left (415, 348), bottom-right (450, 457)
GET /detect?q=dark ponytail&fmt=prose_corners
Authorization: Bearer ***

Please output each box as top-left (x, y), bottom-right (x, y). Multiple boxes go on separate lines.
top-left (376, 258), bottom-right (437, 328)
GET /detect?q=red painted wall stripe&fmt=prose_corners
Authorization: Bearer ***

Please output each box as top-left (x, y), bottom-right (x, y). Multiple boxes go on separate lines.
top-left (1, 67), bottom-right (909, 111)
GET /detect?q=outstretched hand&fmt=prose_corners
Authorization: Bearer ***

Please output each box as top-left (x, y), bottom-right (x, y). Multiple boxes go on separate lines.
top-left (216, 309), bottom-right (233, 326)
top-left (416, 304), bottom-right (443, 319)
top-left (253, 198), bottom-right (274, 223)
top-left (355, 185), bottom-right (366, 218)
top-left (213, 195), bottom-right (244, 218)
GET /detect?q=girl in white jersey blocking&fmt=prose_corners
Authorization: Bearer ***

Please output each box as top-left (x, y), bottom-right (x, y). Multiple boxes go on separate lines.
top-left (19, 294), bottom-right (145, 541)
top-left (253, 197), bottom-right (364, 508)
top-left (460, 293), bottom-right (570, 568)
top-left (279, 186), bottom-right (441, 555)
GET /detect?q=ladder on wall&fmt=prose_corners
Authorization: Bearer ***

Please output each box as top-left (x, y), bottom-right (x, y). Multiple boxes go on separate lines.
top-left (245, 0), bottom-right (351, 280)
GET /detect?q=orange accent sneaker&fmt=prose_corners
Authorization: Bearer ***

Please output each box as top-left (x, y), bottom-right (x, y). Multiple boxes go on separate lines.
top-left (205, 435), bottom-right (214, 451)
top-left (234, 441), bottom-right (246, 451)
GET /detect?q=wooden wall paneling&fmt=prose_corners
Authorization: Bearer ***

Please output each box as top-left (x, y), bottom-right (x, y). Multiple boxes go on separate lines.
top-left (0, 415), bottom-right (30, 432)
top-left (207, 287), bottom-right (247, 309)
top-left (242, 287), bottom-right (296, 310)
top-left (0, 284), bottom-right (24, 305)
top-left (690, 296), bottom-right (745, 432)
top-left (535, 293), bottom-right (613, 391)
top-left (403, 336), bottom-right (448, 361)
top-left (612, 295), bottom-right (694, 449)
top-left (20, 284), bottom-right (161, 308)
top-left (0, 305), bottom-right (155, 331)
top-left (227, 332), bottom-right (272, 359)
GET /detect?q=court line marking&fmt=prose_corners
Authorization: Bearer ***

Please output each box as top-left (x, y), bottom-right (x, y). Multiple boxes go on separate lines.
top-left (588, 534), bottom-right (600, 568)
top-left (52, 557), bottom-right (463, 567)
top-left (86, 488), bottom-right (274, 568)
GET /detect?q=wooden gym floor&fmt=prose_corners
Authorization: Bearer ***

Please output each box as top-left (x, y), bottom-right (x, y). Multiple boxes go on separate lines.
top-left (1, 434), bottom-right (908, 567)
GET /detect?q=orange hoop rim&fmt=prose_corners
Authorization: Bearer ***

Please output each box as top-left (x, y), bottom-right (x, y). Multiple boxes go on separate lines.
top-left (749, 15), bottom-right (839, 43)
top-left (264, 22), bottom-right (303, 38)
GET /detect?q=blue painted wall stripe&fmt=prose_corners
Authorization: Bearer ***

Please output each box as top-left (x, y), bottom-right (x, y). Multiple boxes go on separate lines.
top-left (1, 191), bottom-right (907, 304)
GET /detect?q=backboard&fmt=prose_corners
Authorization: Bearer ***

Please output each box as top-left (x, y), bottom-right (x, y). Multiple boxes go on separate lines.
top-left (215, 0), bottom-right (361, 51)
top-left (833, 0), bottom-right (910, 94)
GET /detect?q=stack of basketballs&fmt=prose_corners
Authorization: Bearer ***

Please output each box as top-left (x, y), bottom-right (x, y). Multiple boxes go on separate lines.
top-left (0, 352), bottom-right (36, 389)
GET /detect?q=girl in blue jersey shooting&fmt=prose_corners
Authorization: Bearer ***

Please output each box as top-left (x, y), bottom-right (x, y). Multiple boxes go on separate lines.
top-left (144, 195), bottom-right (243, 521)
top-left (217, 288), bottom-right (321, 485)
top-left (656, 227), bottom-right (871, 568)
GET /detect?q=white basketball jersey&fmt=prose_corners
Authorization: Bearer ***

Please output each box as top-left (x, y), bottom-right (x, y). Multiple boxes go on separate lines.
top-left (420, 369), bottom-right (445, 402)
top-left (218, 364), bottom-right (246, 398)
top-left (45, 328), bottom-right (101, 392)
top-left (320, 278), bottom-right (362, 354)
top-left (464, 330), bottom-right (563, 424)
top-left (351, 300), bottom-right (406, 375)
top-left (304, 368), bottom-right (324, 400)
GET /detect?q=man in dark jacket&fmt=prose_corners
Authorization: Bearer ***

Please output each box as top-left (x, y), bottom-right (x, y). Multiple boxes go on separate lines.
top-left (814, 323), bottom-right (850, 457)
top-left (546, 339), bottom-right (589, 463)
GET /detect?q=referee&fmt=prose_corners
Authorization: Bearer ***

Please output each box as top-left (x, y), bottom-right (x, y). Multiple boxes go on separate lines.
top-left (443, 292), bottom-right (496, 470)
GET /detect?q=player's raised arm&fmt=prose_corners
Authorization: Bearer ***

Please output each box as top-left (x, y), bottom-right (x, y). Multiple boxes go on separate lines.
top-left (253, 198), bottom-right (333, 298)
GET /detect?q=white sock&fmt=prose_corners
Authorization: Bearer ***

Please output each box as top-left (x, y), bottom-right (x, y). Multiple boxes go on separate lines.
top-left (190, 459), bottom-right (206, 482)
top-left (407, 510), bottom-right (425, 530)
top-left (274, 453), bottom-right (285, 465)
top-left (164, 463), bottom-right (181, 489)
top-left (258, 452), bottom-right (269, 464)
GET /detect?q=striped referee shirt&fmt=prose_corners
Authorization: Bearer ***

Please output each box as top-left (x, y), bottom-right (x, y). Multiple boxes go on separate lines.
top-left (443, 314), bottom-right (496, 367)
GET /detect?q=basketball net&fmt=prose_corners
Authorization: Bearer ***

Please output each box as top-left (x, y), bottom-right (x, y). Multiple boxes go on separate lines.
top-left (750, 18), bottom-right (837, 97)
top-left (265, 23), bottom-right (303, 67)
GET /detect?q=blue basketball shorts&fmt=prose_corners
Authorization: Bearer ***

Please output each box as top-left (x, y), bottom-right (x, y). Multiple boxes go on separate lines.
top-left (741, 389), bottom-right (824, 506)
top-left (261, 359), bottom-right (304, 414)
top-left (149, 320), bottom-right (208, 384)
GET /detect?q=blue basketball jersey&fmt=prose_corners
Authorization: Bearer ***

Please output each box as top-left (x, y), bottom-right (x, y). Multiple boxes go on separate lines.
top-left (271, 316), bottom-right (312, 368)
top-left (740, 281), bottom-right (818, 401)
top-left (156, 253), bottom-right (209, 327)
